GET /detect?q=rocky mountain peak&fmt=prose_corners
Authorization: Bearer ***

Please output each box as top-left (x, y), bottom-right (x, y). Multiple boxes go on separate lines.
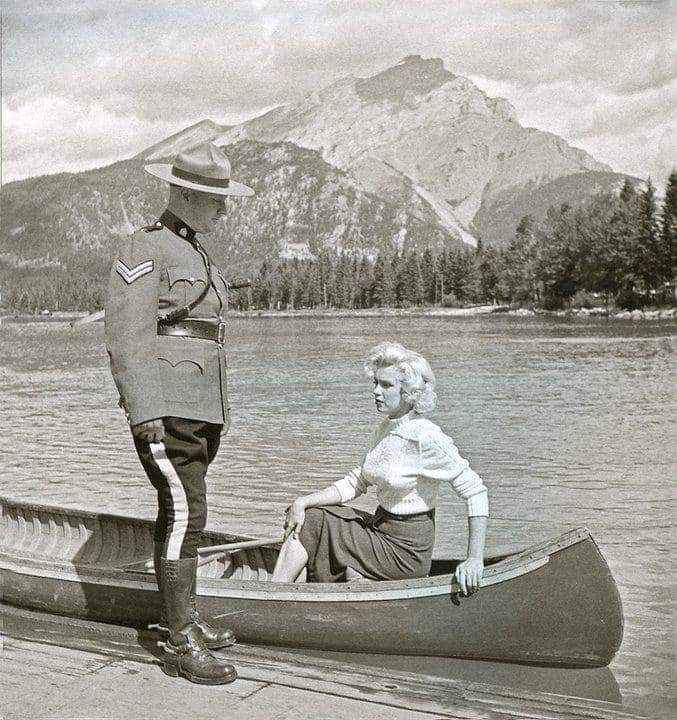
top-left (355, 54), bottom-right (455, 104)
top-left (139, 118), bottom-right (229, 161)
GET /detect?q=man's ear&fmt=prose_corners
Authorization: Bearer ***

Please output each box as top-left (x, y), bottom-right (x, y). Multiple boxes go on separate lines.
top-left (181, 187), bottom-right (193, 203)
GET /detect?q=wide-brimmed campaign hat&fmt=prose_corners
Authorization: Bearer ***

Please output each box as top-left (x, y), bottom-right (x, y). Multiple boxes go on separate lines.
top-left (144, 142), bottom-right (254, 196)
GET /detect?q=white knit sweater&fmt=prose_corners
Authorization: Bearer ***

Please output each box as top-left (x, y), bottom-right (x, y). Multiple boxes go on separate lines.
top-left (332, 412), bottom-right (489, 517)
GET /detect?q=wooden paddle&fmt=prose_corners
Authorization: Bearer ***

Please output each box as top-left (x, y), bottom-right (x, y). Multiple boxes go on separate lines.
top-left (121, 535), bottom-right (284, 572)
top-left (70, 309), bottom-right (104, 327)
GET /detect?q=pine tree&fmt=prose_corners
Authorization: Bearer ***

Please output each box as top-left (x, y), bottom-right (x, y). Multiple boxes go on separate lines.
top-left (634, 179), bottom-right (663, 298)
top-left (303, 260), bottom-right (322, 308)
top-left (356, 256), bottom-right (374, 308)
top-left (610, 179), bottom-right (643, 307)
top-left (253, 259), bottom-right (270, 309)
top-left (420, 247), bottom-right (437, 304)
top-left (373, 251), bottom-right (396, 307)
top-left (501, 215), bottom-right (539, 304)
top-left (317, 249), bottom-right (334, 308)
top-left (399, 251), bottom-right (424, 306)
top-left (577, 192), bottom-right (619, 300)
top-left (477, 243), bottom-right (503, 303)
top-left (661, 170), bottom-right (677, 301)
top-left (538, 204), bottom-right (580, 309)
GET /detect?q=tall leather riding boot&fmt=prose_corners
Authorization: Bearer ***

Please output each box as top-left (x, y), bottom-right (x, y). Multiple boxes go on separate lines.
top-left (151, 544), bottom-right (235, 648)
top-left (190, 570), bottom-right (236, 649)
top-left (160, 557), bottom-right (237, 685)
top-left (150, 542), bottom-right (167, 631)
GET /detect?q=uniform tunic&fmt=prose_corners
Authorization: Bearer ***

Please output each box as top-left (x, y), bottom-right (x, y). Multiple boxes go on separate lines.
top-left (105, 210), bottom-right (230, 428)
top-left (104, 210), bottom-right (231, 559)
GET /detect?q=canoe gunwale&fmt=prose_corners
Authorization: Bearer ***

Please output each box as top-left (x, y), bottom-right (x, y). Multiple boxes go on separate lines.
top-left (1, 550), bottom-right (552, 602)
top-left (0, 496), bottom-right (602, 602)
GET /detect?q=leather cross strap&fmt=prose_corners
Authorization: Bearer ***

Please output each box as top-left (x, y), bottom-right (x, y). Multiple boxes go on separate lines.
top-left (158, 238), bottom-right (215, 328)
top-left (157, 318), bottom-right (226, 345)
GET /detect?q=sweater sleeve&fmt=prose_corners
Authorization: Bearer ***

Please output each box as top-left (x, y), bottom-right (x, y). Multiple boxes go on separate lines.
top-left (419, 427), bottom-right (489, 517)
top-left (332, 467), bottom-right (369, 503)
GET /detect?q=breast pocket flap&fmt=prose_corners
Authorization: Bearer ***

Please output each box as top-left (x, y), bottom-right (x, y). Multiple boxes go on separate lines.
top-left (166, 267), bottom-right (207, 290)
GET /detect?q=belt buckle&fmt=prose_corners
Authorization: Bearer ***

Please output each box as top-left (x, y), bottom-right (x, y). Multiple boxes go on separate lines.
top-left (216, 321), bottom-right (226, 346)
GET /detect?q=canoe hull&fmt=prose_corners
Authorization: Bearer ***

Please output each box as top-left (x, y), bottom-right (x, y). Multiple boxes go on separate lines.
top-left (0, 497), bottom-right (623, 667)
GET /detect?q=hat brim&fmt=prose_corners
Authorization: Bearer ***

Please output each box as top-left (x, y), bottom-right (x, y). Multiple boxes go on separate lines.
top-left (144, 163), bottom-right (255, 197)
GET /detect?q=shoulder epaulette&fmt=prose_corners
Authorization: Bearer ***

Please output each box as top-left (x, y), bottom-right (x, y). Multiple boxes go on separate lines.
top-left (140, 221), bottom-right (164, 233)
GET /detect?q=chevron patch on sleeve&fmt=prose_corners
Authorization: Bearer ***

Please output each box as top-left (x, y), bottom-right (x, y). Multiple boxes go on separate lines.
top-left (115, 259), bottom-right (154, 284)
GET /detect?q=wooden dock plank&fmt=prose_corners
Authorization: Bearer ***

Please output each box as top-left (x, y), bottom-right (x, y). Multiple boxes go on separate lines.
top-left (1, 603), bottom-right (646, 720)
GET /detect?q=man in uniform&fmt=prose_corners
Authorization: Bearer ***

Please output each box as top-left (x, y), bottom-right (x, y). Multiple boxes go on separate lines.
top-left (105, 142), bottom-right (253, 685)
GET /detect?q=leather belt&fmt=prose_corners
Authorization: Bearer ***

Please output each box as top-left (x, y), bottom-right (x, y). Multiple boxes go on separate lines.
top-left (376, 506), bottom-right (435, 522)
top-left (157, 318), bottom-right (226, 345)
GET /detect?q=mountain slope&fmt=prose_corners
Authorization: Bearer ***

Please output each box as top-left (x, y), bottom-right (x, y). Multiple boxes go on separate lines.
top-left (0, 140), bottom-right (454, 285)
top-left (203, 54), bottom-right (616, 244)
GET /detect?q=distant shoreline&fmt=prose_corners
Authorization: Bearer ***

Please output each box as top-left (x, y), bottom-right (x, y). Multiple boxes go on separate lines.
top-left (1, 305), bottom-right (676, 324)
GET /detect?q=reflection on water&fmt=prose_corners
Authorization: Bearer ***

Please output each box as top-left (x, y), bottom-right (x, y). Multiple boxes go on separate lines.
top-left (0, 315), bottom-right (675, 717)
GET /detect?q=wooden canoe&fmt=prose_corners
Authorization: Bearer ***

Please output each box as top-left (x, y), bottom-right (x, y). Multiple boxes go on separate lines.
top-left (0, 496), bottom-right (623, 667)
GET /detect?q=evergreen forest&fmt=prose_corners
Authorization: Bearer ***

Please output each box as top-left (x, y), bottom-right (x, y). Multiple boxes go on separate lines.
top-left (3, 173), bottom-right (675, 314)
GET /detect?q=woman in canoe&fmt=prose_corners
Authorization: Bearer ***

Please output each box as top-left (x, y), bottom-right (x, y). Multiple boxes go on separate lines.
top-left (271, 341), bottom-right (488, 595)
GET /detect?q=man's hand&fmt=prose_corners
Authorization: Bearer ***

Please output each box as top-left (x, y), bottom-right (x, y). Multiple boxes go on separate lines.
top-left (453, 556), bottom-right (484, 596)
top-left (132, 418), bottom-right (165, 443)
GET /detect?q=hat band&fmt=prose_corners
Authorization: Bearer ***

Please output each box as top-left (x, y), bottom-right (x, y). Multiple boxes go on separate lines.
top-left (172, 166), bottom-right (231, 188)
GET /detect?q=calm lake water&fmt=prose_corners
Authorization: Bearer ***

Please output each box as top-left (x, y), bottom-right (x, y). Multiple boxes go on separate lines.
top-left (1, 315), bottom-right (675, 717)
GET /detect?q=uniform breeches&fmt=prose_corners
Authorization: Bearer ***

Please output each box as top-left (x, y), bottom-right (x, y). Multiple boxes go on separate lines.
top-left (134, 417), bottom-right (222, 559)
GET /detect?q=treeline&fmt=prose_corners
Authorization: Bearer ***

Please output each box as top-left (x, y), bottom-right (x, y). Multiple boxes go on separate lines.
top-left (3, 172), bottom-right (675, 314)
top-left (237, 173), bottom-right (676, 311)
top-left (1, 266), bottom-right (107, 314)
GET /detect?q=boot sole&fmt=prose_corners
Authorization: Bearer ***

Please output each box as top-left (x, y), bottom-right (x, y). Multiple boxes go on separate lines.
top-left (162, 662), bottom-right (238, 685)
top-left (206, 639), bottom-right (237, 650)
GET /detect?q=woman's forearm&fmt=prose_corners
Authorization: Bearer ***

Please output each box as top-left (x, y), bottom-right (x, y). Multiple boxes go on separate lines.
top-left (295, 485), bottom-right (342, 510)
top-left (466, 515), bottom-right (487, 559)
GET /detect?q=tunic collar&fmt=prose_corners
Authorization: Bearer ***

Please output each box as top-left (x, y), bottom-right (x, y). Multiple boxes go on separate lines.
top-left (159, 209), bottom-right (196, 242)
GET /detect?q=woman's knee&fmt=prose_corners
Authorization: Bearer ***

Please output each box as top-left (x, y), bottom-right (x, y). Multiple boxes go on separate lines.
top-left (299, 507), bottom-right (325, 544)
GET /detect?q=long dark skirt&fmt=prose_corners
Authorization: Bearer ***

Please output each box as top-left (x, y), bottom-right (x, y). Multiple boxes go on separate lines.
top-left (298, 505), bottom-right (435, 583)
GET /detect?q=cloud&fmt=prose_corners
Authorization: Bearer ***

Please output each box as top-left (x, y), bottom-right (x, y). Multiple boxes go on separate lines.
top-left (1, 94), bottom-right (183, 181)
top-left (1, 0), bottom-right (674, 184)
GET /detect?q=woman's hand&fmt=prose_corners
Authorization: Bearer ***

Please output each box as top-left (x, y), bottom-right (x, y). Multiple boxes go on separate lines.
top-left (283, 500), bottom-right (306, 539)
top-left (454, 556), bottom-right (484, 596)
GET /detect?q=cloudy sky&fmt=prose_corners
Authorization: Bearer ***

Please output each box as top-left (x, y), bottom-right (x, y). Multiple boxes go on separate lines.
top-left (2, 0), bottom-right (675, 185)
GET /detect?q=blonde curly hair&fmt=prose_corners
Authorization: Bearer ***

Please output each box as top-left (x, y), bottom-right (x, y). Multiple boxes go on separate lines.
top-left (364, 341), bottom-right (437, 415)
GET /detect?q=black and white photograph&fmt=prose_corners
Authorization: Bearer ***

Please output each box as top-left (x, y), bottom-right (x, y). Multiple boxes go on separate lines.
top-left (1, 1), bottom-right (674, 718)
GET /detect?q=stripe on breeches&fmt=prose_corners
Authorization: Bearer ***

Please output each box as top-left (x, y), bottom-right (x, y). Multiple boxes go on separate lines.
top-left (149, 441), bottom-right (189, 560)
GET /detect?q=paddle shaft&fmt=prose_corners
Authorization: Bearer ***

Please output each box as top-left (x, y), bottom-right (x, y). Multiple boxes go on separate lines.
top-left (197, 536), bottom-right (284, 555)
top-left (70, 309), bottom-right (104, 327)
top-left (122, 535), bottom-right (284, 571)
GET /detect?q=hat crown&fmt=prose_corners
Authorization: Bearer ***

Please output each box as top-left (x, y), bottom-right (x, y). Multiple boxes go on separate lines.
top-left (173, 142), bottom-right (231, 181)
top-left (143, 141), bottom-right (254, 196)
